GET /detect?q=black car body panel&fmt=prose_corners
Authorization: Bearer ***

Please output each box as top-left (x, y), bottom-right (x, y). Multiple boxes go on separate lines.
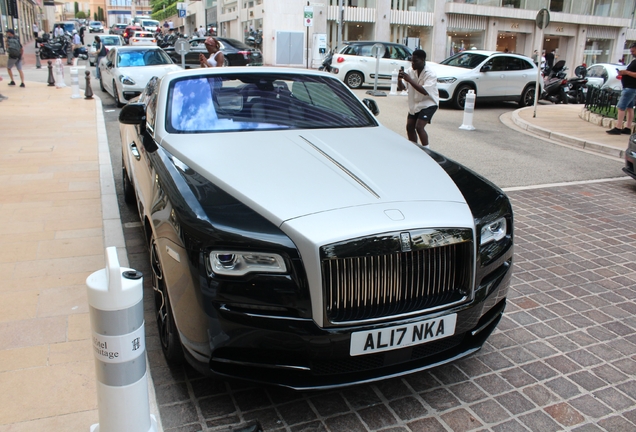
top-left (623, 133), bottom-right (636, 180)
top-left (164, 37), bottom-right (263, 67)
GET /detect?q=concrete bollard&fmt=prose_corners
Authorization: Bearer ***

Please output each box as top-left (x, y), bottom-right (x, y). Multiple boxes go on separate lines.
top-left (70, 68), bottom-right (81, 99)
top-left (389, 69), bottom-right (398, 95)
top-left (47, 61), bottom-right (55, 86)
top-left (35, 49), bottom-right (42, 69)
top-left (86, 247), bottom-right (158, 432)
top-left (67, 44), bottom-right (74, 65)
top-left (459, 90), bottom-right (476, 131)
top-left (54, 59), bottom-right (66, 88)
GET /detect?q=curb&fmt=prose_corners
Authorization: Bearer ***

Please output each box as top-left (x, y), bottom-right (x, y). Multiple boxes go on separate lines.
top-left (511, 108), bottom-right (625, 159)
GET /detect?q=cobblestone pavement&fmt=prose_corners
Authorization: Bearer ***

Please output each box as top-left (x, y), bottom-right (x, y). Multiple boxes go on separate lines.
top-left (126, 178), bottom-right (636, 432)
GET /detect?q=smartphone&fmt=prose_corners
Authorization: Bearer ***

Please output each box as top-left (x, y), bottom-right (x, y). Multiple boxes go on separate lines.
top-left (400, 66), bottom-right (405, 72)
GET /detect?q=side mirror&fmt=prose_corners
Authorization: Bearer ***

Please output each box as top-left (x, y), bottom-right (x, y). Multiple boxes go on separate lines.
top-left (481, 64), bottom-right (492, 72)
top-left (362, 98), bottom-right (380, 116)
top-left (119, 103), bottom-right (146, 125)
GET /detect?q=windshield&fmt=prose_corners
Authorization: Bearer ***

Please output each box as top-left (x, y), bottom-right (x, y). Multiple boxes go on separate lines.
top-left (90, 21), bottom-right (101, 26)
top-left (58, 23), bottom-right (75, 33)
top-left (117, 49), bottom-right (173, 67)
top-left (142, 20), bottom-right (159, 27)
top-left (440, 52), bottom-right (488, 69)
top-left (166, 73), bottom-right (377, 133)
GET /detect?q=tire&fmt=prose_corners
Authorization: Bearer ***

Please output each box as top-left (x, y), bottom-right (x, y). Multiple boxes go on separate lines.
top-left (150, 238), bottom-right (184, 365)
top-left (518, 85), bottom-right (536, 107)
top-left (223, 58), bottom-right (230, 67)
top-left (113, 80), bottom-right (124, 107)
top-left (345, 71), bottom-right (364, 89)
top-left (99, 76), bottom-right (105, 92)
top-left (122, 160), bottom-right (135, 205)
top-left (560, 88), bottom-right (568, 104)
top-left (452, 84), bottom-right (473, 110)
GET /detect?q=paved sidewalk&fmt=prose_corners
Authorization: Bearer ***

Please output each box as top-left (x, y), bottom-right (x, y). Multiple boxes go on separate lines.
top-left (0, 81), bottom-right (141, 431)
top-left (512, 104), bottom-right (631, 159)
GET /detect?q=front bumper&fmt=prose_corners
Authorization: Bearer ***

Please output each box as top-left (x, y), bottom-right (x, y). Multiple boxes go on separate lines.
top-left (623, 139), bottom-right (636, 180)
top-left (183, 258), bottom-right (512, 390)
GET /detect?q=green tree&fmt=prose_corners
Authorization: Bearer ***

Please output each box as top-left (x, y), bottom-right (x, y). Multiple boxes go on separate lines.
top-left (75, 11), bottom-right (87, 19)
top-left (97, 7), bottom-right (104, 22)
top-left (74, 2), bottom-right (79, 15)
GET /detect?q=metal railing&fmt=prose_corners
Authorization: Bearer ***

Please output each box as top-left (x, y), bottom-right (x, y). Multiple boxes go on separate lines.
top-left (584, 86), bottom-right (621, 119)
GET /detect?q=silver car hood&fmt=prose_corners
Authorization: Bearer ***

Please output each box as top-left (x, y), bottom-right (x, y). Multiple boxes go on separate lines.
top-left (160, 126), bottom-right (471, 226)
top-left (116, 64), bottom-right (181, 83)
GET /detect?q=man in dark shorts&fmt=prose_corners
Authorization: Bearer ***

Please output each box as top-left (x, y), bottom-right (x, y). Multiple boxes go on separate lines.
top-left (397, 49), bottom-right (439, 147)
top-left (607, 42), bottom-right (636, 135)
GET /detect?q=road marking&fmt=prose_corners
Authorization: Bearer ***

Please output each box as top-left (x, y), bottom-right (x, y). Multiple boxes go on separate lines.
top-left (503, 176), bottom-right (631, 192)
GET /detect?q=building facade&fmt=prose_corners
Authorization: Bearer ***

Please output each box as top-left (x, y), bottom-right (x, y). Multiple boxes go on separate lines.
top-left (1, 0), bottom-right (41, 51)
top-left (212, 0), bottom-right (636, 70)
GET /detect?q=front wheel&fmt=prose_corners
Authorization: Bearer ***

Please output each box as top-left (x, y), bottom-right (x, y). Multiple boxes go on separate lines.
top-left (99, 76), bottom-right (105, 92)
top-left (151, 238), bottom-right (185, 365)
top-left (452, 85), bottom-right (473, 110)
top-left (345, 71), bottom-right (364, 89)
top-left (518, 85), bottom-right (536, 107)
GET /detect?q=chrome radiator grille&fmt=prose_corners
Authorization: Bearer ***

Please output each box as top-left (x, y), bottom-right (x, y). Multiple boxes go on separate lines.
top-left (322, 232), bottom-right (473, 325)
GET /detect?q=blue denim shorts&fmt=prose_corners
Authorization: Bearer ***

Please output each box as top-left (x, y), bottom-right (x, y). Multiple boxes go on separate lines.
top-left (617, 87), bottom-right (636, 110)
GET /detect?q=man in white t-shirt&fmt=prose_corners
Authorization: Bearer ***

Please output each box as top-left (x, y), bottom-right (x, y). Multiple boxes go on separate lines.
top-left (197, 26), bottom-right (206, 38)
top-left (397, 49), bottom-right (439, 147)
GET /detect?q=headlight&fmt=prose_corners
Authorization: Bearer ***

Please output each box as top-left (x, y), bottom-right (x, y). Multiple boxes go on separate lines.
top-left (480, 217), bottom-right (507, 246)
top-left (437, 77), bottom-right (457, 84)
top-left (209, 251), bottom-right (287, 276)
top-left (119, 75), bottom-right (135, 85)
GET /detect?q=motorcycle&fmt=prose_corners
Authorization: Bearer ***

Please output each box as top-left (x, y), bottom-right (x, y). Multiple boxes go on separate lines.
top-left (565, 65), bottom-right (588, 104)
top-left (541, 60), bottom-right (569, 104)
top-left (38, 35), bottom-right (70, 59)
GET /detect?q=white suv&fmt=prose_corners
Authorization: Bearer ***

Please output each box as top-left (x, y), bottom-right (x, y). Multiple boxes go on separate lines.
top-left (430, 50), bottom-right (540, 109)
top-left (329, 41), bottom-right (413, 89)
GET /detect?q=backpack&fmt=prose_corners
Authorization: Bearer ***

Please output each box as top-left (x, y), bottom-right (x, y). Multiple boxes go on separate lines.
top-left (7, 37), bottom-right (21, 59)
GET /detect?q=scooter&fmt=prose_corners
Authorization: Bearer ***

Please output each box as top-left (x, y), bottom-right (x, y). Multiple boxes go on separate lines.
top-left (318, 49), bottom-right (334, 72)
top-left (565, 65), bottom-right (588, 104)
top-left (541, 60), bottom-right (569, 104)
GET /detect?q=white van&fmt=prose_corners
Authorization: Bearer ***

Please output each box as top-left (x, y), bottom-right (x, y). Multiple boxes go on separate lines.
top-left (132, 17), bottom-right (159, 33)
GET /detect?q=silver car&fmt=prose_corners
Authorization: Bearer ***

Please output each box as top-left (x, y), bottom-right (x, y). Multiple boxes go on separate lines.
top-left (88, 35), bottom-right (124, 66)
top-left (585, 63), bottom-right (627, 91)
top-left (430, 50), bottom-right (539, 109)
top-left (118, 67), bottom-right (514, 389)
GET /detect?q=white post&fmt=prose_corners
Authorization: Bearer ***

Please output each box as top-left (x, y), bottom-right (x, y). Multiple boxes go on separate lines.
top-left (86, 247), bottom-right (158, 432)
top-left (459, 90), bottom-right (476, 131)
top-left (70, 68), bottom-right (81, 98)
top-left (54, 58), bottom-right (67, 88)
top-left (389, 69), bottom-right (398, 95)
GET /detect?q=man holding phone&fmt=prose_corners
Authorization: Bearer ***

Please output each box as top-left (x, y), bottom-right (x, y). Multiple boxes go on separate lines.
top-left (607, 42), bottom-right (636, 135)
top-left (397, 49), bottom-right (439, 147)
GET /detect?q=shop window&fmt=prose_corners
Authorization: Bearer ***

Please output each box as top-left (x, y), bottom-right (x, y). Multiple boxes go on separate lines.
top-left (502, 0), bottom-right (521, 8)
top-left (549, 0), bottom-right (564, 11)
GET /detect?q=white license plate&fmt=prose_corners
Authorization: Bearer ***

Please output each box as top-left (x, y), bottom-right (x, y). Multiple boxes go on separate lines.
top-left (350, 314), bottom-right (457, 356)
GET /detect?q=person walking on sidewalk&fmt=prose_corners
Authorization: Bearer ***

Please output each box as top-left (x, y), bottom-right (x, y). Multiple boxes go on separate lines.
top-left (397, 49), bottom-right (439, 147)
top-left (33, 22), bottom-right (39, 47)
top-left (5, 29), bottom-right (25, 88)
top-left (607, 42), bottom-right (636, 135)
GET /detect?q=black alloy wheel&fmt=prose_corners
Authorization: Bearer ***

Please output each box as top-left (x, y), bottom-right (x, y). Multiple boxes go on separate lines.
top-left (99, 76), bottom-right (105, 92)
top-left (453, 84), bottom-right (473, 110)
top-left (519, 85), bottom-right (536, 107)
top-left (150, 238), bottom-right (184, 364)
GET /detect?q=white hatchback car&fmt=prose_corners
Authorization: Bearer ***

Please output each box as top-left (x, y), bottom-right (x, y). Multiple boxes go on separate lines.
top-left (430, 50), bottom-right (540, 109)
top-left (98, 46), bottom-right (181, 106)
top-left (585, 63), bottom-right (627, 91)
top-left (129, 31), bottom-right (156, 46)
top-left (329, 41), bottom-right (413, 89)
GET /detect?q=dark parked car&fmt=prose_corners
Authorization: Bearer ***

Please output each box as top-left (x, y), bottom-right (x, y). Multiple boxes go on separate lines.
top-left (118, 67), bottom-right (514, 389)
top-left (164, 37), bottom-right (263, 67)
top-left (624, 132), bottom-right (636, 180)
top-left (110, 23), bottom-right (128, 36)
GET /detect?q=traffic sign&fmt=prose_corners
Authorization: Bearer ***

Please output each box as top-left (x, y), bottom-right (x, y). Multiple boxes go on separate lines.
top-left (304, 6), bottom-right (314, 27)
top-left (178, 9), bottom-right (186, 18)
top-left (536, 8), bottom-right (550, 29)
top-left (174, 38), bottom-right (190, 55)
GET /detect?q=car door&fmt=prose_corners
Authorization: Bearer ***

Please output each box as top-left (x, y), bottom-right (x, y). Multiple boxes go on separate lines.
top-left (477, 55), bottom-right (507, 97)
top-left (501, 56), bottom-right (535, 97)
top-left (101, 48), bottom-right (117, 93)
